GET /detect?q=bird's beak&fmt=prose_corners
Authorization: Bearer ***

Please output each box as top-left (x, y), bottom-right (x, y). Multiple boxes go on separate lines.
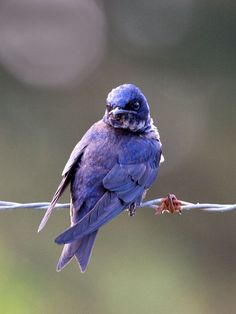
top-left (109, 107), bottom-right (136, 117)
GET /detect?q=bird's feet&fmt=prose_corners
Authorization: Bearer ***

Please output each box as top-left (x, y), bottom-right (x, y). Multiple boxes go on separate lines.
top-left (128, 203), bottom-right (136, 216)
top-left (155, 193), bottom-right (182, 215)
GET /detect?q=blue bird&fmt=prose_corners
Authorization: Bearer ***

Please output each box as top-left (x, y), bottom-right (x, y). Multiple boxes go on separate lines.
top-left (38, 84), bottom-right (164, 272)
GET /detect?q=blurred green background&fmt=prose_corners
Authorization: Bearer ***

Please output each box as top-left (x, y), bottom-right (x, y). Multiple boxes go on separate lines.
top-left (0, 1), bottom-right (236, 313)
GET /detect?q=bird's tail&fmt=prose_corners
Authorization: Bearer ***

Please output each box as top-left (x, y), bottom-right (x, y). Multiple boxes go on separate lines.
top-left (56, 230), bottom-right (98, 272)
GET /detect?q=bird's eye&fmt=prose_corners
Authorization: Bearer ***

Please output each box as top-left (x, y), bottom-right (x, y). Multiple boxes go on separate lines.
top-left (132, 102), bottom-right (140, 111)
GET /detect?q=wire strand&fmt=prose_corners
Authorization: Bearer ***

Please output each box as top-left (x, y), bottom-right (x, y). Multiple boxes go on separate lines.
top-left (0, 199), bottom-right (235, 213)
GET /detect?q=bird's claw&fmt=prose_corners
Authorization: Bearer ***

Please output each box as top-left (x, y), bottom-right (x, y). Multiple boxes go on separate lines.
top-left (128, 203), bottom-right (136, 216)
top-left (155, 193), bottom-right (182, 215)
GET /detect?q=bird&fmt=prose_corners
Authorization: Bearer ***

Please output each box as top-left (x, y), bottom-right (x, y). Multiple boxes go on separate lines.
top-left (38, 83), bottom-right (164, 272)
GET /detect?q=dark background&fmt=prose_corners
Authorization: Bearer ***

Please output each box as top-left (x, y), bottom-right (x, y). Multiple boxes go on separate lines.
top-left (0, 1), bottom-right (236, 313)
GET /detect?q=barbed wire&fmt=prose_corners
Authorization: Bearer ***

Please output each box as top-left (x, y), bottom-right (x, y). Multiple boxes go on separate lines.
top-left (0, 194), bottom-right (235, 214)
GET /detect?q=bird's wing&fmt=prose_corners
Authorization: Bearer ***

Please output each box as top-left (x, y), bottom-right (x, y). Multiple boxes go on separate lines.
top-left (55, 191), bottom-right (125, 244)
top-left (62, 141), bottom-right (87, 176)
top-left (38, 141), bottom-right (88, 232)
top-left (103, 137), bottom-right (162, 203)
top-left (103, 163), bottom-right (158, 203)
top-left (55, 138), bottom-right (162, 244)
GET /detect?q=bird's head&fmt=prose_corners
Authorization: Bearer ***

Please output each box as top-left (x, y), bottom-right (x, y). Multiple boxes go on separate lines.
top-left (103, 84), bottom-right (152, 133)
